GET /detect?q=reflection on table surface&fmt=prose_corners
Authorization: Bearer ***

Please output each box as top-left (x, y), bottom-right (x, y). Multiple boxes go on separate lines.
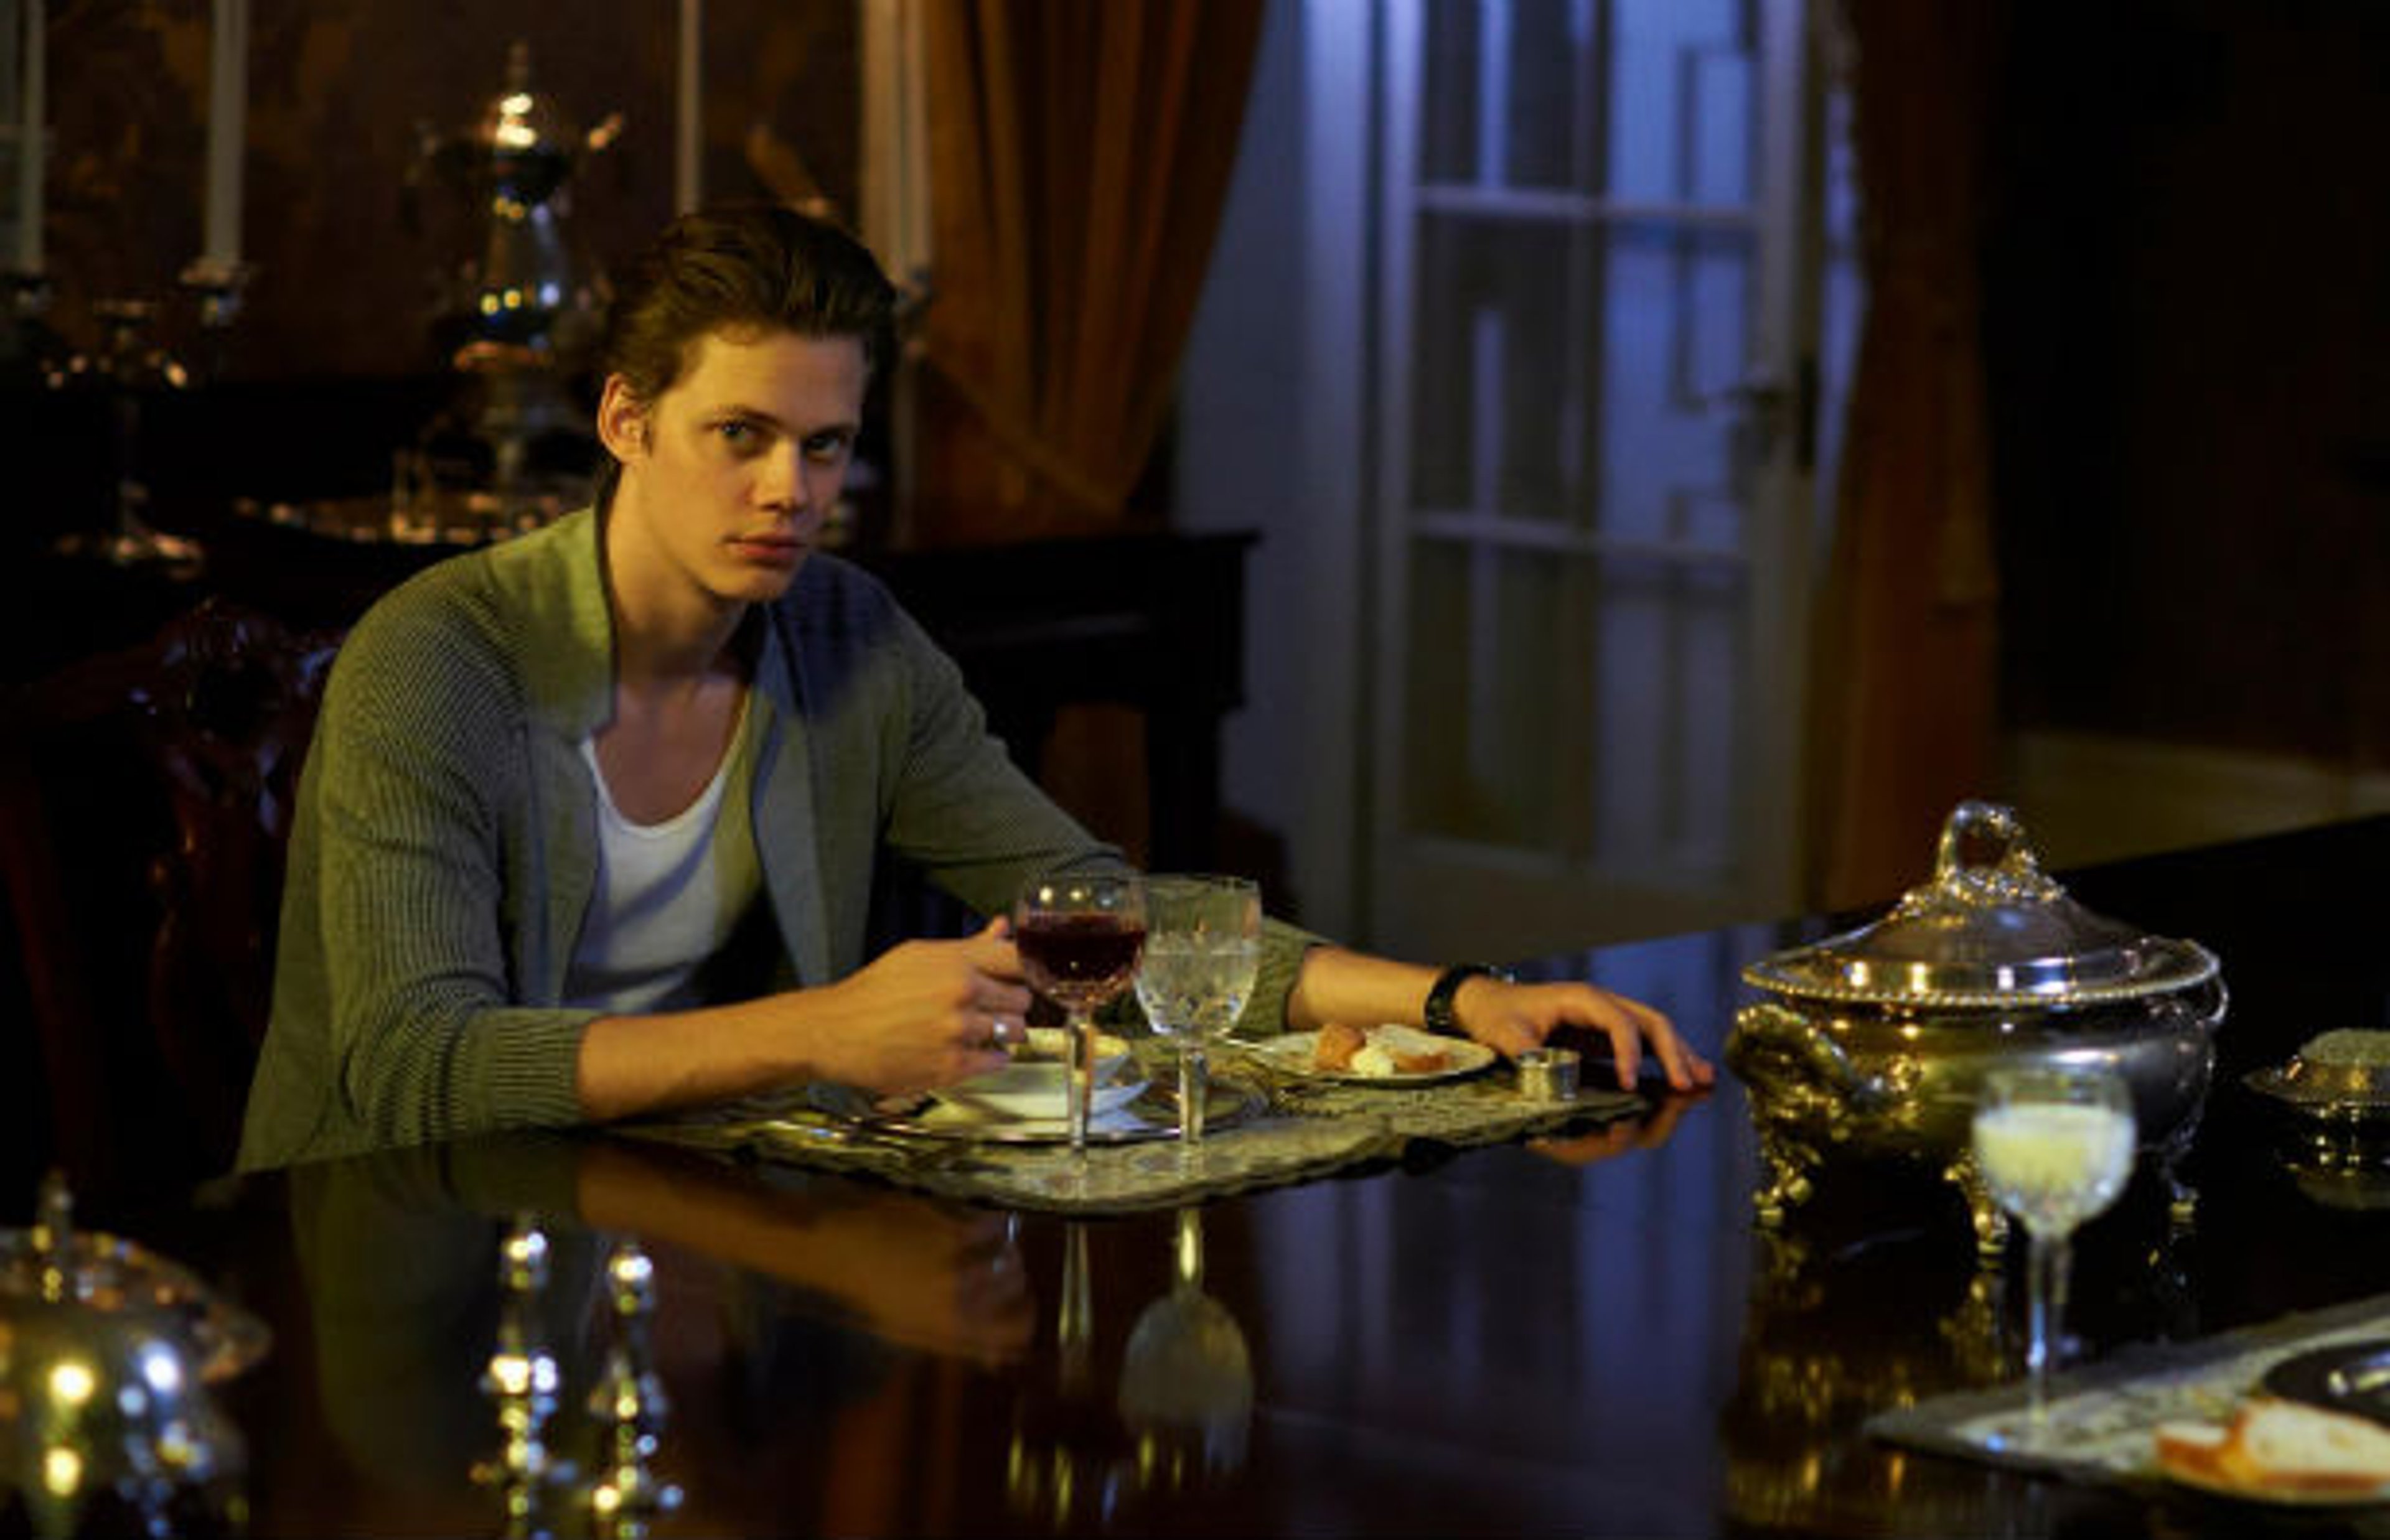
top-left (18, 816), bottom-right (2390, 1537)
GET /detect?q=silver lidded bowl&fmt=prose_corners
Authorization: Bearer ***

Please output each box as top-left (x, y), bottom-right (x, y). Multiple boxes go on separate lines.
top-left (2246, 1030), bottom-right (2390, 1120)
top-left (2244, 1030), bottom-right (2390, 1209)
top-left (1727, 801), bottom-right (2226, 1252)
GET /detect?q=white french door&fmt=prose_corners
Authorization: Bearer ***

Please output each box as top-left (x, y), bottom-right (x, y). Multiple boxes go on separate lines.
top-left (1364, 0), bottom-right (1843, 960)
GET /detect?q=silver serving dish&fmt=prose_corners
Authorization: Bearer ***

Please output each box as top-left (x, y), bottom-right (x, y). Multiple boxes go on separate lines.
top-left (2246, 1030), bottom-right (2390, 1122)
top-left (2246, 1032), bottom-right (2390, 1208)
top-left (1727, 801), bottom-right (2226, 1251)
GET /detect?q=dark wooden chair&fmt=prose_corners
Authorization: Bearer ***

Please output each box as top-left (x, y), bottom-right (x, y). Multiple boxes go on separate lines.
top-left (0, 599), bottom-right (340, 1201)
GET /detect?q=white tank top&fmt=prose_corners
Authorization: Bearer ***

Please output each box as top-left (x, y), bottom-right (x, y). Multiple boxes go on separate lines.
top-left (565, 696), bottom-right (762, 1014)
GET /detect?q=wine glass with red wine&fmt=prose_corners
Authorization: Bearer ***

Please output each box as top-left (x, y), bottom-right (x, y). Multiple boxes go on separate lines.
top-left (1014, 870), bottom-right (1148, 1152)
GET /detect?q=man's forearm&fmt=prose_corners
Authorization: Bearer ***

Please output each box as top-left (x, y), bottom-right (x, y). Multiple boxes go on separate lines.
top-left (574, 996), bottom-right (815, 1123)
top-left (1283, 946), bottom-right (1451, 1033)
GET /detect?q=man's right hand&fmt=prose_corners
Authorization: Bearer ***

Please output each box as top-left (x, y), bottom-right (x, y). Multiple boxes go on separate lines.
top-left (805, 917), bottom-right (1036, 1095)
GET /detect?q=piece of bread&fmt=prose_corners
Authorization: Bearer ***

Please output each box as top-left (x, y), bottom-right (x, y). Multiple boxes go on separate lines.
top-left (1391, 1047), bottom-right (1453, 1074)
top-left (2154, 1396), bottom-right (2390, 1497)
top-left (2153, 1419), bottom-right (2237, 1486)
top-left (1314, 1021), bottom-right (1366, 1071)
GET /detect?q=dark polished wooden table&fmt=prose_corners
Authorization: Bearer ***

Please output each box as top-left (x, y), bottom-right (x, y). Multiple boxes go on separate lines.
top-left (24, 818), bottom-right (2390, 1537)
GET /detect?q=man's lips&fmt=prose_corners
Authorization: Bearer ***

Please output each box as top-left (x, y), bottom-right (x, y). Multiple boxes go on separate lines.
top-left (729, 533), bottom-right (807, 562)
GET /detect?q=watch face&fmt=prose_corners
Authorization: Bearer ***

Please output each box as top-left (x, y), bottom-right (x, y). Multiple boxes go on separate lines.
top-left (1427, 965), bottom-right (1499, 1034)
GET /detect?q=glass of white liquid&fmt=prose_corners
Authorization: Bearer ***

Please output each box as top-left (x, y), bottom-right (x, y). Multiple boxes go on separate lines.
top-left (1133, 875), bottom-right (1262, 1149)
top-left (1971, 1062), bottom-right (2137, 1419)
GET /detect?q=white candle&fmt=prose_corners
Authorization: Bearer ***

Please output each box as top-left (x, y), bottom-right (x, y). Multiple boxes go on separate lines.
top-left (15, 0), bottom-right (42, 272)
top-left (202, 0), bottom-right (248, 270)
top-left (675, 0), bottom-right (701, 213)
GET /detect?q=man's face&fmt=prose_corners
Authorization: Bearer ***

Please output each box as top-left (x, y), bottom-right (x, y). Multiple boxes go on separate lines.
top-left (602, 327), bottom-right (869, 610)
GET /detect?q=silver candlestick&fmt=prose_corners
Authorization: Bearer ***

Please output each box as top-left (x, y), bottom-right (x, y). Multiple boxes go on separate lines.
top-left (474, 1216), bottom-right (571, 1539)
top-left (578, 1238), bottom-right (682, 1539)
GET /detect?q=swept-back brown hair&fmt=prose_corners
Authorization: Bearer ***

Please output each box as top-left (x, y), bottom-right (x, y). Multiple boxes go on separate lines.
top-left (594, 203), bottom-right (897, 498)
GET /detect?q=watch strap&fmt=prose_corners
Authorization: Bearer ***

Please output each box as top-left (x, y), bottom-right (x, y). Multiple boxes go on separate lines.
top-left (1423, 963), bottom-right (1511, 1035)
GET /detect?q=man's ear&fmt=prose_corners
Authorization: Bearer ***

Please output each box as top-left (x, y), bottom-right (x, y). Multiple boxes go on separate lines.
top-left (596, 376), bottom-right (652, 461)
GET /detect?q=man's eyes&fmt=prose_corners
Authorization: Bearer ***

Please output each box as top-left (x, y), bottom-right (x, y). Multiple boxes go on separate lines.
top-left (711, 420), bottom-right (851, 460)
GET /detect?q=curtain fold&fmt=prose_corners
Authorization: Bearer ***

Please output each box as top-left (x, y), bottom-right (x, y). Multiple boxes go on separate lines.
top-left (911, 0), bottom-right (1266, 544)
top-left (1804, 1), bottom-right (2009, 910)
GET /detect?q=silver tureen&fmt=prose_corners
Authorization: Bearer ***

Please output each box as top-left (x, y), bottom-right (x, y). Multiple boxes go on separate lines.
top-left (1727, 801), bottom-right (2225, 1251)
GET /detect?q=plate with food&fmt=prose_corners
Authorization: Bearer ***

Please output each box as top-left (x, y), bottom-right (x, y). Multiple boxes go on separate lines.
top-left (2152, 1396), bottom-right (2390, 1507)
top-left (1249, 1022), bottom-right (1496, 1085)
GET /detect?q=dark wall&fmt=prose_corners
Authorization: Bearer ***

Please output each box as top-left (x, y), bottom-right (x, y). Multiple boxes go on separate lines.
top-left (1986, 0), bottom-right (2390, 765)
top-left (11, 0), bottom-right (863, 623)
top-left (34, 0), bottom-right (859, 382)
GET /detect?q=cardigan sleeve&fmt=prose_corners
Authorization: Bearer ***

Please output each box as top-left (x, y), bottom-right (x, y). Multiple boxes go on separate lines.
top-left (871, 596), bottom-right (1325, 1034)
top-left (243, 581), bottom-right (598, 1168)
top-left (873, 599), bottom-right (1121, 915)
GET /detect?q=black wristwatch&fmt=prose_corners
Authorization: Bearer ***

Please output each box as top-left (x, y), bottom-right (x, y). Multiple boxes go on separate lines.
top-left (1423, 963), bottom-right (1512, 1035)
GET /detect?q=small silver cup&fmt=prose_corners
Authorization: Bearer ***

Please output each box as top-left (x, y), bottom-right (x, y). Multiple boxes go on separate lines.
top-left (1517, 1047), bottom-right (1581, 1102)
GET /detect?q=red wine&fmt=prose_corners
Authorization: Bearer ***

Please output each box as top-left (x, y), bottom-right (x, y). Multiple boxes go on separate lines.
top-left (1017, 913), bottom-right (1147, 1008)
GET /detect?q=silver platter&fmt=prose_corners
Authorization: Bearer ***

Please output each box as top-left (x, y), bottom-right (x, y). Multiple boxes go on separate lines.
top-left (2245, 1065), bottom-right (2390, 1124)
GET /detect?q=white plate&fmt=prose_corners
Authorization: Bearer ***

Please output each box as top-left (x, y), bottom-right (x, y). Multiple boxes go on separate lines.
top-left (1249, 1025), bottom-right (1496, 1085)
top-left (1019, 1027), bottom-right (1132, 1081)
top-left (933, 1062), bottom-right (1148, 1124)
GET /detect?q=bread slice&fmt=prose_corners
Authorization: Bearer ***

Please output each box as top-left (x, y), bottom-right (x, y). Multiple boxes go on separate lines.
top-left (2155, 1396), bottom-right (2390, 1498)
top-left (1313, 1020), bottom-right (1366, 1071)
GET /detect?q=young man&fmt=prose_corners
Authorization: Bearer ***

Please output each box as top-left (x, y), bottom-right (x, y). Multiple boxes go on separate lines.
top-left (238, 207), bottom-right (1706, 1170)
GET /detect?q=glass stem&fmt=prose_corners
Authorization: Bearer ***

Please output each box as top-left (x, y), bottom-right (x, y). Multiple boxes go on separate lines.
top-left (1067, 1009), bottom-right (1095, 1154)
top-left (1174, 1207), bottom-right (1204, 1292)
top-left (1059, 1222), bottom-right (1092, 1393)
top-left (1180, 1045), bottom-right (1209, 1145)
top-left (2025, 1230), bottom-right (2069, 1421)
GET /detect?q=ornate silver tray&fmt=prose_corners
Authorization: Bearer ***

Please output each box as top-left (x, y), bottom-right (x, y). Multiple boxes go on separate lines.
top-left (2246, 1030), bottom-right (2390, 1124)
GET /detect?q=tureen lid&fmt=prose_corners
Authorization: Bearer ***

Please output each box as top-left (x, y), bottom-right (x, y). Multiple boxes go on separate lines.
top-left (1742, 801), bottom-right (2219, 1009)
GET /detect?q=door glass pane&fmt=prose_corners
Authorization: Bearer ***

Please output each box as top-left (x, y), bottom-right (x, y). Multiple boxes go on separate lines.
top-left (1610, 0), bottom-right (1753, 204)
top-left (1400, 541), bottom-right (1745, 872)
top-left (1590, 553), bottom-right (1744, 873)
top-left (1400, 540), bottom-right (1592, 853)
top-left (1405, 216), bottom-right (1753, 543)
top-left (1406, 213), bottom-right (1581, 521)
top-left (1418, 2), bottom-right (1484, 184)
top-left (1596, 220), bottom-right (1751, 543)
top-left (1418, 0), bottom-right (1751, 200)
top-left (1418, 0), bottom-right (1592, 190)
top-left (1502, 0), bottom-right (1592, 190)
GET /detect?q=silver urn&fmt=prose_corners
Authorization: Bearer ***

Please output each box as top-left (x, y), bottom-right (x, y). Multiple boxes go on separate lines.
top-left (1727, 801), bottom-right (2224, 1251)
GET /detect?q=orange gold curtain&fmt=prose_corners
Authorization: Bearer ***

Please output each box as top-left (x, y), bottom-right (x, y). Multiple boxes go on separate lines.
top-left (1806, 1), bottom-right (2010, 909)
top-left (909, 0), bottom-right (1266, 545)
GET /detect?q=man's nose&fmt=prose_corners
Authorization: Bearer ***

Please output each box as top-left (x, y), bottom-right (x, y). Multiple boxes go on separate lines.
top-left (756, 444), bottom-right (809, 508)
